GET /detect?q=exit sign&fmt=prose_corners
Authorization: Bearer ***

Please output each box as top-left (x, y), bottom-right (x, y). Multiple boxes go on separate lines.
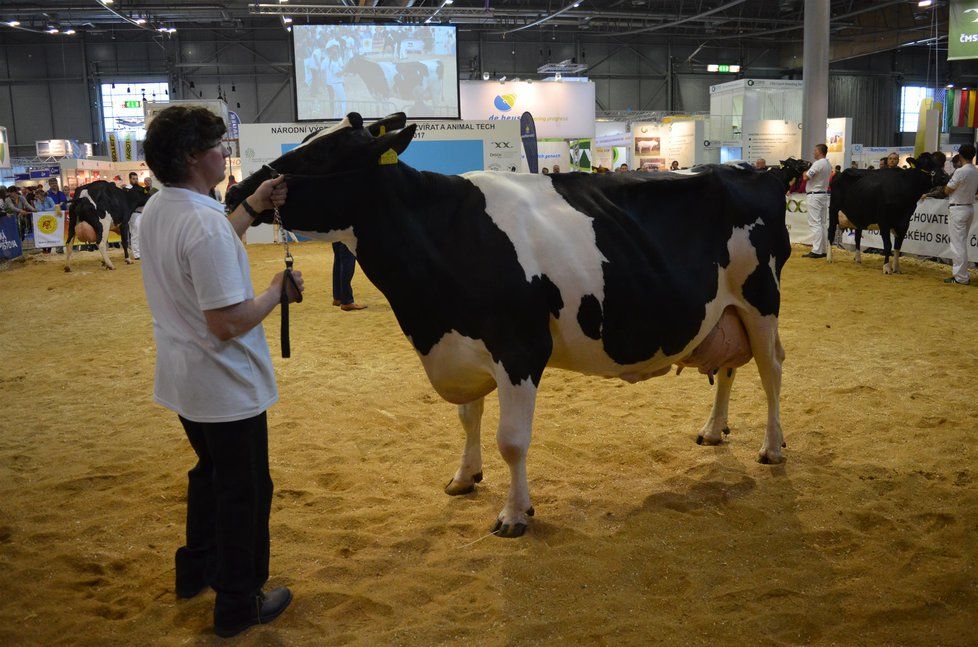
top-left (123, 100), bottom-right (141, 108)
top-left (707, 64), bottom-right (741, 73)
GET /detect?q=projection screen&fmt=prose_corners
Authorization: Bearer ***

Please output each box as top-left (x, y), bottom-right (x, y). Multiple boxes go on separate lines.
top-left (293, 24), bottom-right (459, 120)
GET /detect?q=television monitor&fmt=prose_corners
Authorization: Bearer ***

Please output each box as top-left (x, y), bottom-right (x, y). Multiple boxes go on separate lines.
top-left (292, 24), bottom-right (459, 120)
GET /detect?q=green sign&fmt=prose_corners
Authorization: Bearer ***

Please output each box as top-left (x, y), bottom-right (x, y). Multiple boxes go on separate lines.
top-left (123, 100), bottom-right (141, 108)
top-left (949, 0), bottom-right (978, 61)
top-left (718, 64), bottom-right (730, 73)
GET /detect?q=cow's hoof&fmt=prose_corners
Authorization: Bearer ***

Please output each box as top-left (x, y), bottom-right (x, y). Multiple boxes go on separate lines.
top-left (445, 471), bottom-right (483, 496)
top-left (63, 266), bottom-right (71, 273)
top-left (126, 258), bottom-right (134, 265)
top-left (882, 265), bottom-right (893, 275)
top-left (723, 426), bottom-right (731, 435)
top-left (696, 434), bottom-right (723, 446)
top-left (757, 450), bottom-right (785, 465)
top-left (491, 519), bottom-right (527, 538)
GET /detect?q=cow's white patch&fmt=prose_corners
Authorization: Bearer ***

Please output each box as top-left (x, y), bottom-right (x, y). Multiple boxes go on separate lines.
top-left (464, 172), bottom-right (608, 309)
top-left (293, 226), bottom-right (357, 255)
top-left (294, 116), bottom-right (351, 150)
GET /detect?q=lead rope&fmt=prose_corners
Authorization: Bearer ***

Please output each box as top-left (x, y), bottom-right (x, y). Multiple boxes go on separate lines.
top-left (273, 204), bottom-right (302, 358)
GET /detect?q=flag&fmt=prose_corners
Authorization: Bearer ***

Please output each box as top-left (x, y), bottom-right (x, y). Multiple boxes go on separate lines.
top-left (520, 111), bottom-right (539, 174)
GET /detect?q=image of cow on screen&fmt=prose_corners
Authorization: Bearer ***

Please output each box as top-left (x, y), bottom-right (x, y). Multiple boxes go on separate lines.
top-left (294, 25), bottom-right (459, 120)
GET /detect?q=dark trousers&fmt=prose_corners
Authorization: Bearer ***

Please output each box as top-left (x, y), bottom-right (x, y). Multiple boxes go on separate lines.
top-left (332, 242), bottom-right (356, 305)
top-left (177, 412), bottom-right (273, 612)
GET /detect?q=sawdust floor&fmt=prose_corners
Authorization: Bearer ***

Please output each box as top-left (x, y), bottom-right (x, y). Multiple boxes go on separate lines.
top-left (1, 243), bottom-right (977, 645)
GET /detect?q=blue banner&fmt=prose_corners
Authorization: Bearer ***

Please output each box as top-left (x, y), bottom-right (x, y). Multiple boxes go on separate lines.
top-left (0, 216), bottom-right (23, 260)
top-left (520, 111), bottom-right (539, 174)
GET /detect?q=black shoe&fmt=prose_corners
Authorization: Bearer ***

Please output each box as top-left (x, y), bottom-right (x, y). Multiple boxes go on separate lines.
top-left (943, 277), bottom-right (969, 285)
top-left (801, 252), bottom-right (826, 259)
top-left (214, 587), bottom-right (292, 638)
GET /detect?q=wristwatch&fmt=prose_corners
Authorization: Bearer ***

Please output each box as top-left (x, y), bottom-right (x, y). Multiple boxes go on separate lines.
top-left (240, 198), bottom-right (261, 220)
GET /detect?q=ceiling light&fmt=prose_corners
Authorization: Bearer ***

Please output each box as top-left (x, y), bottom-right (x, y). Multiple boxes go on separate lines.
top-left (286, 26), bottom-right (292, 32)
top-left (157, 26), bottom-right (167, 32)
top-left (135, 18), bottom-right (146, 25)
top-left (64, 28), bottom-right (76, 35)
top-left (443, 0), bottom-right (454, 4)
top-left (47, 27), bottom-right (59, 34)
top-left (282, 16), bottom-right (293, 23)
top-left (278, 0), bottom-right (289, 3)
top-left (167, 27), bottom-right (176, 33)
top-left (482, 72), bottom-right (490, 81)
top-left (102, 0), bottom-right (113, 4)
top-left (918, 0), bottom-right (933, 6)
top-left (8, 20), bottom-right (20, 27)
top-left (573, 1), bottom-right (581, 6)
top-left (947, 83), bottom-right (955, 88)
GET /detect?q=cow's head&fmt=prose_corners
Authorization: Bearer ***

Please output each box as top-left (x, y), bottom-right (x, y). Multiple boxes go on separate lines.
top-left (226, 112), bottom-right (417, 234)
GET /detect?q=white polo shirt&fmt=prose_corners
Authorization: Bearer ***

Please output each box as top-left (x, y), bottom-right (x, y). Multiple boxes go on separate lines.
top-left (946, 164), bottom-right (978, 206)
top-left (805, 157), bottom-right (832, 193)
top-left (140, 186), bottom-right (278, 422)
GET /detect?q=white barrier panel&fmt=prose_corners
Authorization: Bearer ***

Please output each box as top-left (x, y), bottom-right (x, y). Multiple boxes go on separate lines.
top-left (785, 194), bottom-right (978, 261)
top-left (459, 80), bottom-right (596, 140)
top-left (32, 211), bottom-right (64, 248)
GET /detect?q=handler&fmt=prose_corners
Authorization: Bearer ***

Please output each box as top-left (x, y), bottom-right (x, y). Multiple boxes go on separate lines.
top-left (140, 105), bottom-right (304, 638)
top-left (802, 143), bottom-right (831, 259)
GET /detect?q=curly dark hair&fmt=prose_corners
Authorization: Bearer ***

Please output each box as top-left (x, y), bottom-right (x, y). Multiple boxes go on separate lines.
top-left (144, 106), bottom-right (227, 185)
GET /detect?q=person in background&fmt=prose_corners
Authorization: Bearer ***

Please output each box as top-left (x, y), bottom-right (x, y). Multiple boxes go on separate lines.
top-left (129, 177), bottom-right (157, 261)
top-left (850, 161), bottom-right (859, 170)
top-left (921, 143), bottom-right (978, 285)
top-left (143, 176), bottom-right (158, 196)
top-left (46, 178), bottom-right (68, 210)
top-left (951, 153), bottom-right (963, 170)
top-left (140, 105), bottom-right (299, 638)
top-left (886, 152), bottom-right (900, 169)
top-left (670, 160), bottom-right (680, 171)
top-left (32, 186), bottom-right (55, 211)
top-left (755, 158), bottom-right (767, 170)
top-left (879, 157), bottom-right (888, 170)
top-left (126, 171), bottom-right (140, 190)
top-left (802, 143), bottom-right (832, 259)
top-left (617, 163), bottom-right (629, 172)
top-left (541, 167), bottom-right (550, 175)
top-left (867, 165), bottom-right (875, 170)
top-left (331, 243), bottom-right (366, 311)
top-left (832, 165), bottom-right (841, 180)
top-left (227, 174), bottom-right (237, 188)
top-left (5, 186), bottom-right (35, 239)
top-left (552, 164), bottom-right (561, 173)
top-left (0, 186), bottom-right (11, 217)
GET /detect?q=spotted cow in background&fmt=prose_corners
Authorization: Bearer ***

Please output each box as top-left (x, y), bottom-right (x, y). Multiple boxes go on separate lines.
top-left (65, 181), bottom-right (149, 272)
top-left (228, 113), bottom-right (795, 538)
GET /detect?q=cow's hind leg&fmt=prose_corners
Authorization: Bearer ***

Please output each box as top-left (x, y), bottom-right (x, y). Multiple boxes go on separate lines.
top-left (697, 368), bottom-right (736, 445)
top-left (445, 397), bottom-right (486, 496)
top-left (854, 229), bottom-right (862, 264)
top-left (880, 227), bottom-right (894, 274)
top-left (892, 224), bottom-right (907, 274)
top-left (739, 311), bottom-right (785, 464)
top-left (98, 215), bottom-right (115, 270)
top-left (491, 377), bottom-right (538, 538)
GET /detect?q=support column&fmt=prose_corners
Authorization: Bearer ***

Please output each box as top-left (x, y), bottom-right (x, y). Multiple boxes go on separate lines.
top-left (801, 0), bottom-right (829, 158)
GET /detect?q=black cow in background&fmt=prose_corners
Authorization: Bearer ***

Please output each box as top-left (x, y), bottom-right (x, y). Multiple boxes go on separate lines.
top-left (65, 180), bottom-right (149, 272)
top-left (827, 154), bottom-right (942, 273)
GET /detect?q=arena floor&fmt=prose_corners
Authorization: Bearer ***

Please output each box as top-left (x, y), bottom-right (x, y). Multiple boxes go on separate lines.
top-left (1, 242), bottom-right (977, 645)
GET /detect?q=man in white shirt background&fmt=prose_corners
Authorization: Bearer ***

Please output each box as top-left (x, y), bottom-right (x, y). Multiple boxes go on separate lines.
top-left (141, 105), bottom-right (303, 637)
top-left (803, 143), bottom-right (832, 259)
top-left (923, 143), bottom-right (978, 285)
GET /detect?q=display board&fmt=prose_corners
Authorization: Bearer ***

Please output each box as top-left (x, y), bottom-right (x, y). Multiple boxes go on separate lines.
top-left (949, 0), bottom-right (978, 61)
top-left (632, 120), bottom-right (704, 170)
top-left (825, 117), bottom-right (853, 169)
top-left (460, 80), bottom-right (596, 140)
top-left (0, 126), bottom-right (9, 169)
top-left (0, 214), bottom-right (22, 259)
top-left (785, 194), bottom-right (978, 262)
top-left (293, 25), bottom-right (459, 121)
top-left (850, 145), bottom-right (915, 169)
top-left (743, 120), bottom-right (802, 164)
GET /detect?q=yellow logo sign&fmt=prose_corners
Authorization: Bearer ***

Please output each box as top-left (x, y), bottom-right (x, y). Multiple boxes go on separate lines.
top-left (37, 215), bottom-right (59, 235)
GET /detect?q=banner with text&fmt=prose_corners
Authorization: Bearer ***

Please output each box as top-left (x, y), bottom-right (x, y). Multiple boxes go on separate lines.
top-left (785, 195), bottom-right (978, 261)
top-left (32, 211), bottom-right (65, 248)
top-left (0, 215), bottom-right (22, 259)
top-left (459, 80), bottom-right (596, 140)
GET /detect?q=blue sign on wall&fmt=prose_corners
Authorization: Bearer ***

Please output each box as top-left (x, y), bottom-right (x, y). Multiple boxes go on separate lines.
top-left (0, 216), bottom-right (23, 260)
top-left (281, 139), bottom-right (484, 175)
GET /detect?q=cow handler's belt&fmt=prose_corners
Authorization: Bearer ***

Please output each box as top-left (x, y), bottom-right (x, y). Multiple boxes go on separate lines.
top-left (806, 191), bottom-right (827, 194)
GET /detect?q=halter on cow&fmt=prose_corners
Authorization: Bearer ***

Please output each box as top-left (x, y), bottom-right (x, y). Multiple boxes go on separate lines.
top-left (228, 112), bottom-right (795, 538)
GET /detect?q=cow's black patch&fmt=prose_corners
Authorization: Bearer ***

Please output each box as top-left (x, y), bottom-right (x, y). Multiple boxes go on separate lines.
top-left (577, 294), bottom-right (602, 340)
top-left (549, 167), bottom-right (787, 364)
top-left (534, 274), bottom-right (564, 319)
top-left (740, 222), bottom-right (783, 317)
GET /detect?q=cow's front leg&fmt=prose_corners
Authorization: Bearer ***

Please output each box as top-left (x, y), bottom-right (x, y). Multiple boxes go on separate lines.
top-left (491, 377), bottom-right (538, 538)
top-left (445, 397), bottom-right (485, 496)
top-left (697, 368), bottom-right (736, 445)
top-left (121, 223), bottom-right (133, 264)
top-left (740, 311), bottom-right (785, 464)
top-left (64, 238), bottom-right (73, 272)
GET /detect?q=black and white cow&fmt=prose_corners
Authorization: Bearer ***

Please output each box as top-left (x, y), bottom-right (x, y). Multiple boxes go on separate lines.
top-left (827, 155), bottom-right (941, 273)
top-left (228, 113), bottom-right (794, 538)
top-left (65, 181), bottom-right (149, 272)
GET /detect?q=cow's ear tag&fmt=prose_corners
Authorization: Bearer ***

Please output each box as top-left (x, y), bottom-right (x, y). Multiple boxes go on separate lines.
top-left (377, 124), bottom-right (398, 166)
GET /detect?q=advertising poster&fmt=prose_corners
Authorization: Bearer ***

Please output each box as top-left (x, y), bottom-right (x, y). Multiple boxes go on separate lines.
top-left (949, 0), bottom-right (978, 61)
top-left (32, 211), bottom-right (65, 248)
top-left (0, 126), bottom-right (9, 169)
top-left (459, 80), bottom-right (596, 140)
top-left (632, 122), bottom-right (664, 170)
top-left (569, 139), bottom-right (592, 172)
top-left (825, 117), bottom-right (852, 169)
top-left (520, 111), bottom-right (539, 174)
top-left (0, 215), bottom-right (22, 260)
